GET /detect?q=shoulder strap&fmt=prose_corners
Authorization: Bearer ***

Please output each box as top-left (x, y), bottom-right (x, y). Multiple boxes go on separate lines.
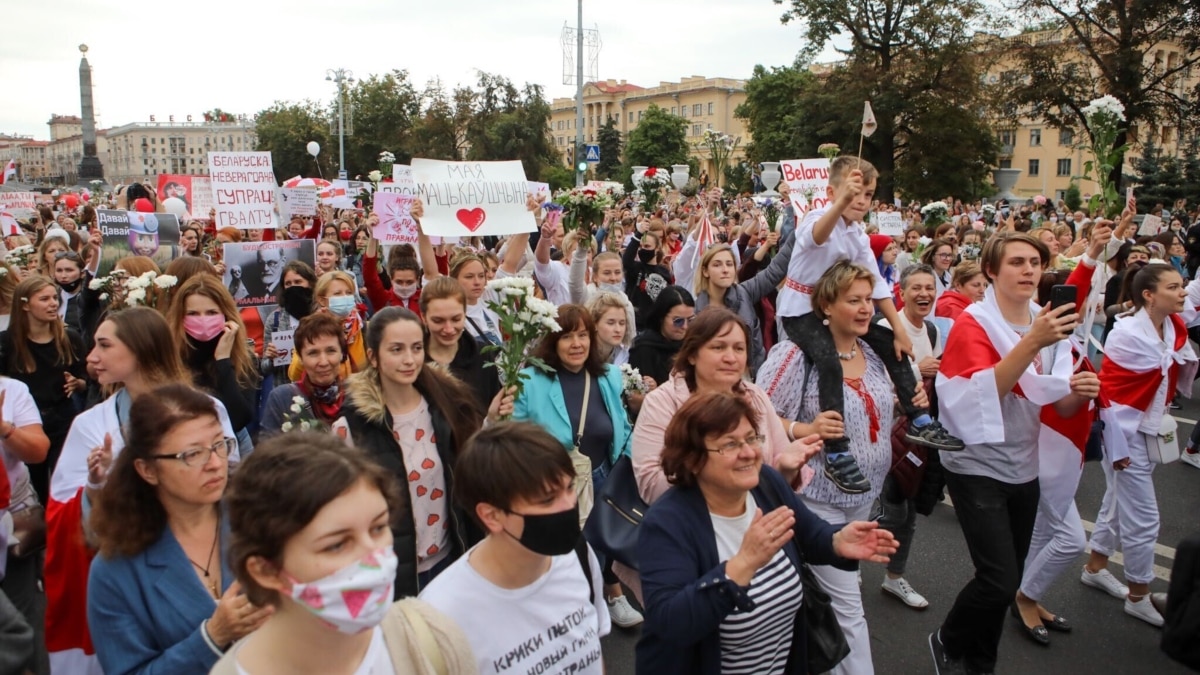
top-left (926, 320), bottom-right (937, 348)
top-left (575, 371), bottom-right (591, 449)
top-left (394, 601), bottom-right (447, 675)
top-left (574, 536), bottom-right (595, 605)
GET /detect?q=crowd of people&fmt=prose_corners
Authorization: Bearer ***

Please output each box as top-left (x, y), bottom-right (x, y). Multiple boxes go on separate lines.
top-left (0, 159), bottom-right (1197, 675)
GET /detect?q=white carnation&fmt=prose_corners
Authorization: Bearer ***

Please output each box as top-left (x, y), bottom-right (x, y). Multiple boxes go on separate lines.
top-left (154, 275), bottom-right (178, 289)
top-left (126, 288), bottom-right (147, 303)
top-left (1082, 95), bottom-right (1125, 122)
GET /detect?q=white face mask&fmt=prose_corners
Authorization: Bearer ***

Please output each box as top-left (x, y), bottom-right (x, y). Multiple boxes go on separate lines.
top-left (285, 547), bottom-right (398, 634)
top-left (597, 282), bottom-right (625, 295)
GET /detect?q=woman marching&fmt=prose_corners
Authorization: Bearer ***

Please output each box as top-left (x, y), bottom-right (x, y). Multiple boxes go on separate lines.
top-left (1084, 263), bottom-right (1197, 627)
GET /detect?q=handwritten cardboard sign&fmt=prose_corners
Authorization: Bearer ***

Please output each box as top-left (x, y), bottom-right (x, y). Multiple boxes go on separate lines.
top-left (0, 192), bottom-right (37, 211)
top-left (411, 159), bottom-right (536, 237)
top-left (378, 165), bottom-right (417, 196)
top-left (874, 212), bottom-right (905, 236)
top-left (373, 192), bottom-right (418, 244)
top-left (208, 152), bottom-right (276, 230)
top-left (271, 329), bottom-right (294, 367)
top-left (779, 158), bottom-right (831, 216)
top-left (279, 187), bottom-right (318, 220)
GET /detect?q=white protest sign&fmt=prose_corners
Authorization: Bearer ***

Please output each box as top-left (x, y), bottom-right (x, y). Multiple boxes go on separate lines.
top-left (411, 159), bottom-right (536, 237)
top-left (378, 165), bottom-right (418, 196)
top-left (528, 181), bottom-right (551, 203)
top-left (875, 212), bottom-right (905, 236)
top-left (191, 177), bottom-right (213, 219)
top-left (0, 192), bottom-right (37, 211)
top-left (279, 187), bottom-right (318, 219)
top-left (272, 329), bottom-right (295, 367)
top-left (779, 158), bottom-right (832, 216)
top-left (373, 192), bottom-right (419, 244)
top-left (208, 152), bottom-right (276, 230)
top-left (1138, 214), bottom-right (1163, 237)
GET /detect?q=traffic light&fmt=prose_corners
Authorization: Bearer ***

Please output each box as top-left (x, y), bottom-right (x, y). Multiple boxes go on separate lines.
top-left (577, 161), bottom-right (588, 173)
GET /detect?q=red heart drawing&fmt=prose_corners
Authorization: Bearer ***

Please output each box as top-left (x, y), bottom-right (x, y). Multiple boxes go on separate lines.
top-left (416, 485), bottom-right (428, 496)
top-left (427, 544), bottom-right (440, 555)
top-left (455, 208), bottom-right (487, 232)
top-left (421, 458), bottom-right (435, 470)
top-left (407, 470), bottom-right (420, 482)
top-left (415, 429), bottom-right (425, 442)
top-left (430, 488), bottom-right (444, 500)
top-left (427, 514), bottom-right (440, 526)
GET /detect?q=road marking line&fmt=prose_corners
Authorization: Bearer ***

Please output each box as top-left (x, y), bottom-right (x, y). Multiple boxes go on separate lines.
top-left (1172, 415), bottom-right (1197, 426)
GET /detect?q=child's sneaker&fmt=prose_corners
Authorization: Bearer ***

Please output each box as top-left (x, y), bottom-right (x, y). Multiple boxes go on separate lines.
top-left (907, 419), bottom-right (965, 451)
top-left (824, 453), bottom-right (871, 494)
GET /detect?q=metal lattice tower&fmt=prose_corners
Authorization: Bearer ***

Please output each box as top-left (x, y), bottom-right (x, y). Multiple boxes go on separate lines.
top-left (561, 22), bottom-right (601, 86)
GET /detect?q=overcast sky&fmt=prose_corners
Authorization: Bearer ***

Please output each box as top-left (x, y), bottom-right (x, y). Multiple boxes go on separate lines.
top-left (1, 0), bottom-right (835, 140)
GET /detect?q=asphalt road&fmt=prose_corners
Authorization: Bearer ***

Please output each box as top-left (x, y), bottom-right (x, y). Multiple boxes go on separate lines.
top-left (599, 392), bottom-right (1200, 675)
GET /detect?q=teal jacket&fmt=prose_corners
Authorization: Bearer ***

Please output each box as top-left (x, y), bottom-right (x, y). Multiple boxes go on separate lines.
top-left (513, 364), bottom-right (632, 465)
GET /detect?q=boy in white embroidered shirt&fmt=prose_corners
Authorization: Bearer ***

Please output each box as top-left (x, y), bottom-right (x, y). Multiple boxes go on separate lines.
top-left (776, 156), bottom-right (964, 494)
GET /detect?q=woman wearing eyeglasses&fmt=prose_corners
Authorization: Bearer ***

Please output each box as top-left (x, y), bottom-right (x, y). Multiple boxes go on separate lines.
top-left (45, 307), bottom-right (240, 674)
top-left (920, 238), bottom-right (957, 300)
top-left (0, 277), bottom-right (87, 504)
top-left (636, 391), bottom-right (896, 675)
top-left (628, 286), bottom-right (695, 389)
top-left (87, 384), bottom-right (271, 675)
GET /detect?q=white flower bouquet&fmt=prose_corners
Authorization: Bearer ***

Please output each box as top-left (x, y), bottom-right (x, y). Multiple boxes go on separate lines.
top-left (619, 364), bottom-right (649, 394)
top-left (483, 276), bottom-right (561, 408)
top-left (281, 395), bottom-right (325, 432)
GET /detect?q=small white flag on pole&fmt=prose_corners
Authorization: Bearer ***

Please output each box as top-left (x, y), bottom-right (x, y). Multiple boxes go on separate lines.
top-left (861, 101), bottom-right (878, 138)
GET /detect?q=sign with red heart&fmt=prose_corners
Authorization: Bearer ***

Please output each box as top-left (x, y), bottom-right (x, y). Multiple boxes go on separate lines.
top-left (411, 159), bottom-right (538, 237)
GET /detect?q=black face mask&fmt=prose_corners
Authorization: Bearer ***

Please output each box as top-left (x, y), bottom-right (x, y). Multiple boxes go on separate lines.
top-left (281, 286), bottom-right (314, 320)
top-left (505, 504), bottom-right (580, 556)
top-left (59, 278), bottom-right (82, 293)
top-left (637, 248), bottom-right (656, 264)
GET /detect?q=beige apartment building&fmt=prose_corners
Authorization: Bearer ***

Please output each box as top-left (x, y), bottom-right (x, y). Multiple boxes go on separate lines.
top-left (105, 116), bottom-right (257, 186)
top-left (548, 76), bottom-right (749, 179)
top-left (986, 28), bottom-right (1197, 202)
top-left (44, 114), bottom-right (110, 184)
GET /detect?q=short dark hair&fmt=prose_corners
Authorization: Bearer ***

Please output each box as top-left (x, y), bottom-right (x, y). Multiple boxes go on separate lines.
top-left (899, 264), bottom-right (936, 291)
top-left (454, 421), bottom-right (574, 526)
top-left (660, 391), bottom-right (759, 489)
top-left (226, 432), bottom-right (402, 607)
top-left (294, 312), bottom-right (347, 358)
top-left (532, 303), bottom-right (605, 377)
top-left (671, 307), bottom-right (748, 391)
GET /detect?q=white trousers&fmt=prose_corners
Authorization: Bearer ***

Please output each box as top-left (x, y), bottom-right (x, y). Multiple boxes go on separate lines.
top-left (1089, 431), bottom-right (1160, 585)
top-left (800, 498), bottom-right (874, 675)
top-left (1020, 446), bottom-right (1086, 601)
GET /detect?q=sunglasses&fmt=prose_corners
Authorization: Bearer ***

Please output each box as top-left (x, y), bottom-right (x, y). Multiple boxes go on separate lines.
top-left (671, 315), bottom-right (696, 329)
top-left (54, 250), bottom-right (82, 262)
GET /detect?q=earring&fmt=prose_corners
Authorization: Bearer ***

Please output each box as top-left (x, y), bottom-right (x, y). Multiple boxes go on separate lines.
top-left (822, 318), bottom-right (830, 326)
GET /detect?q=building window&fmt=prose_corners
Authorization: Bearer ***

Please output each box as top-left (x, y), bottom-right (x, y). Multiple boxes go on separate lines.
top-left (1058, 129), bottom-right (1074, 146)
top-left (671, 107), bottom-right (677, 115)
top-left (692, 104), bottom-right (702, 116)
top-left (1028, 159), bottom-right (1040, 176)
top-left (628, 112), bottom-right (634, 123)
top-left (708, 102), bottom-right (714, 115)
top-left (999, 159), bottom-right (1012, 169)
top-left (693, 124), bottom-right (702, 136)
top-left (998, 129), bottom-right (1015, 147)
top-left (638, 110), bottom-right (644, 121)
top-left (1029, 129), bottom-right (1041, 146)
top-left (1057, 158), bottom-right (1071, 176)
top-left (681, 106), bottom-right (688, 118)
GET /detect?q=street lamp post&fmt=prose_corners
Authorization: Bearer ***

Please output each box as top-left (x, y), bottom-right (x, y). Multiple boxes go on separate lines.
top-left (325, 68), bottom-right (354, 179)
top-left (574, 0), bottom-right (584, 187)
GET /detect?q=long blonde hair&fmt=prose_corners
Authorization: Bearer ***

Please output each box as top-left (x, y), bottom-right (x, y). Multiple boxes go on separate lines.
top-left (166, 275), bottom-right (259, 389)
top-left (9, 276), bottom-right (78, 374)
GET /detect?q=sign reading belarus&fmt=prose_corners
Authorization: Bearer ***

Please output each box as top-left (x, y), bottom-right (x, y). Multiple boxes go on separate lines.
top-left (411, 159), bottom-right (537, 237)
top-left (779, 158), bottom-right (831, 216)
top-left (208, 152), bottom-right (276, 230)
top-left (373, 192), bottom-right (418, 244)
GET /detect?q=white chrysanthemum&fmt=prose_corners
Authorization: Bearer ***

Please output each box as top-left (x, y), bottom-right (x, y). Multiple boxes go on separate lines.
top-left (281, 421), bottom-right (294, 432)
top-left (89, 278), bottom-right (104, 290)
top-left (126, 288), bottom-right (147, 303)
top-left (920, 201), bottom-right (949, 215)
top-left (1082, 95), bottom-right (1125, 122)
top-left (154, 275), bottom-right (178, 289)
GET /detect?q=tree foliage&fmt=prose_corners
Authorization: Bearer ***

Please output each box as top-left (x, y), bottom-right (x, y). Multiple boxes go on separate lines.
top-left (460, 73), bottom-right (560, 181)
top-left (1128, 140), bottom-right (1188, 211)
top-left (736, 64), bottom-right (820, 166)
top-left (254, 101), bottom-right (335, 182)
top-left (1001, 0), bottom-right (1200, 190)
top-left (341, 70), bottom-right (422, 174)
top-left (596, 116), bottom-right (623, 179)
top-left (623, 104), bottom-right (689, 169)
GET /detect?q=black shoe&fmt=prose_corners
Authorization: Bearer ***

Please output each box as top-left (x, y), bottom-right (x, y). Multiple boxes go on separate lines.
top-left (906, 419), bottom-right (965, 451)
top-left (1010, 604), bottom-right (1050, 646)
top-left (1042, 613), bottom-right (1072, 633)
top-left (824, 453), bottom-right (871, 494)
top-left (929, 631), bottom-right (965, 675)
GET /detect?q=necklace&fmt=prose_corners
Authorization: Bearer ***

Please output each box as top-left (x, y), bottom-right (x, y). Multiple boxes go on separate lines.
top-left (185, 515), bottom-right (221, 600)
top-left (836, 345), bottom-right (858, 361)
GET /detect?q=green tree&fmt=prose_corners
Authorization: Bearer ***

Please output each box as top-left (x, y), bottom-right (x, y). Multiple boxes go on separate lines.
top-left (596, 116), bottom-right (623, 179)
top-left (623, 104), bottom-right (689, 169)
top-left (408, 78), bottom-right (461, 161)
top-left (736, 63), bottom-right (820, 165)
top-left (461, 73), bottom-right (560, 181)
top-left (772, 0), bottom-right (992, 201)
top-left (1064, 182), bottom-right (1082, 211)
top-left (1002, 0), bottom-right (1200, 192)
top-left (1129, 140), bottom-right (1186, 211)
top-left (253, 101), bottom-right (334, 182)
top-left (341, 70), bottom-right (421, 177)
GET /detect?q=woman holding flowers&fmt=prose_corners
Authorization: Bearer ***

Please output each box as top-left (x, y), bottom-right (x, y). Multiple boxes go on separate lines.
top-left (510, 303), bottom-right (643, 628)
top-left (334, 307), bottom-right (506, 595)
top-left (259, 313), bottom-right (348, 438)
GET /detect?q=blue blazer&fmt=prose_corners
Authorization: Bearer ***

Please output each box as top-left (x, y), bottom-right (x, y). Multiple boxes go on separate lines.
top-left (87, 524), bottom-right (234, 675)
top-left (635, 466), bottom-right (845, 675)
top-left (512, 364), bottom-right (632, 465)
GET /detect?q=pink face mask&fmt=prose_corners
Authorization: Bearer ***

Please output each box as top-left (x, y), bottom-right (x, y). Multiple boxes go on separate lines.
top-left (183, 314), bottom-right (227, 342)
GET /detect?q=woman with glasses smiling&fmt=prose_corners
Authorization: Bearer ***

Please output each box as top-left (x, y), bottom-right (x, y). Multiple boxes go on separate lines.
top-left (87, 384), bottom-right (271, 675)
top-left (920, 238), bottom-right (957, 300)
top-left (628, 286), bottom-right (695, 389)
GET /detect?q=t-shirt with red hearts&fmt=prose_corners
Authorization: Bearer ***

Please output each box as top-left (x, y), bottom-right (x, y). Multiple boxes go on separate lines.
top-left (392, 398), bottom-right (450, 573)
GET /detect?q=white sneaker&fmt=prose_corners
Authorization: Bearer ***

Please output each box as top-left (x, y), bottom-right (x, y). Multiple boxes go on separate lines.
top-left (607, 595), bottom-right (644, 628)
top-left (1181, 449), bottom-right (1200, 469)
top-left (1081, 567), bottom-right (1130, 600)
top-left (882, 576), bottom-right (929, 609)
top-left (1124, 595), bottom-right (1164, 627)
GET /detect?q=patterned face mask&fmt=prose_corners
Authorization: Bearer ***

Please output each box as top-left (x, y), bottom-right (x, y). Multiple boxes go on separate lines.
top-left (284, 547), bottom-right (398, 634)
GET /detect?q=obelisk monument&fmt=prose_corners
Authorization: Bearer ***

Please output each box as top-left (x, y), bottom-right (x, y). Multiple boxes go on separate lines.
top-left (77, 44), bottom-right (104, 184)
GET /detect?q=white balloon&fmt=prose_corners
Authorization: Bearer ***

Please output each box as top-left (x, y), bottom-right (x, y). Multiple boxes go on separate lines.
top-left (161, 197), bottom-right (189, 218)
top-left (307, 141), bottom-right (320, 157)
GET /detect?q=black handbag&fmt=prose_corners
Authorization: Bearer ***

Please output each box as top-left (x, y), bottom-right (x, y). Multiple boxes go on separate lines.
top-left (583, 455), bottom-right (648, 570)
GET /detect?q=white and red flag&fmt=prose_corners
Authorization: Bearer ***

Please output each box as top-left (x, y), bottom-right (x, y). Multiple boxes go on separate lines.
top-left (0, 159), bottom-right (16, 185)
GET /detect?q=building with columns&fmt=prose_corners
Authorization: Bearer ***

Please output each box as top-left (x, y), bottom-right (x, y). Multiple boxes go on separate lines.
top-left (548, 76), bottom-right (749, 178)
top-left (104, 116), bottom-right (256, 186)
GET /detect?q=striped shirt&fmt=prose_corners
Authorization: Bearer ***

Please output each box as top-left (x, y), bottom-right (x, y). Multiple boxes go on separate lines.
top-left (711, 494), bottom-right (804, 674)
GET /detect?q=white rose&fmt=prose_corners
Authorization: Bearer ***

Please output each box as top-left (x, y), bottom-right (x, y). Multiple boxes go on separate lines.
top-left (282, 421), bottom-right (293, 432)
top-left (89, 278), bottom-right (104, 290)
